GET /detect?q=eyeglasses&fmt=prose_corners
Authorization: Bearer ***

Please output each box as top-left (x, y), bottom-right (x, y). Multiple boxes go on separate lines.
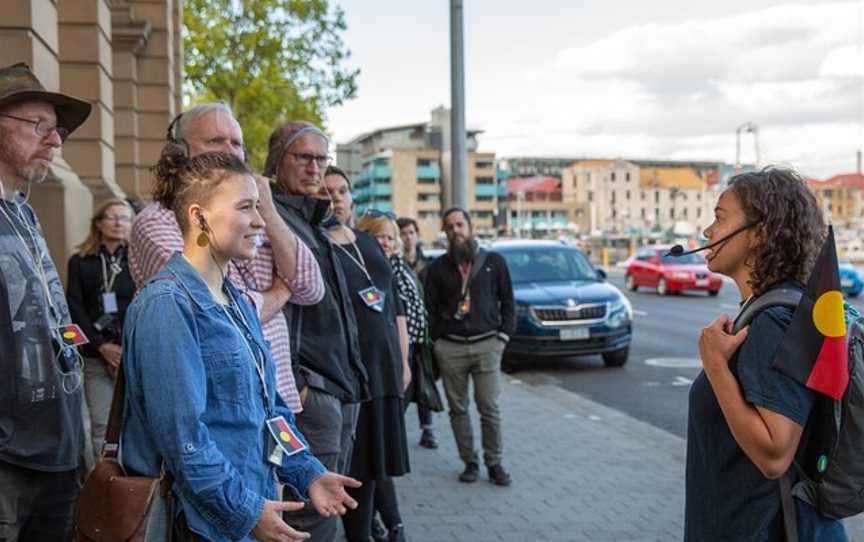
top-left (101, 214), bottom-right (132, 223)
top-left (363, 208), bottom-right (397, 220)
top-left (0, 113), bottom-right (69, 142)
top-left (287, 152), bottom-right (331, 169)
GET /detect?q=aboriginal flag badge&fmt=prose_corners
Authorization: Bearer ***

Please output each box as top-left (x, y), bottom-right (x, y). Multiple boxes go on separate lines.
top-left (773, 226), bottom-right (850, 400)
top-left (266, 416), bottom-right (308, 456)
top-left (58, 323), bottom-right (89, 347)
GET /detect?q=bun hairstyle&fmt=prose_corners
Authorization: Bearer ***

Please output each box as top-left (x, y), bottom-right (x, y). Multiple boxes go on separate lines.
top-left (151, 142), bottom-right (252, 235)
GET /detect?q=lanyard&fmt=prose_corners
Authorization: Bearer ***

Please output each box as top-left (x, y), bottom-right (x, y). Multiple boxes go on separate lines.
top-left (459, 261), bottom-right (473, 299)
top-left (100, 250), bottom-right (123, 293)
top-left (0, 200), bottom-right (60, 324)
top-left (331, 237), bottom-right (375, 287)
top-left (217, 291), bottom-right (272, 417)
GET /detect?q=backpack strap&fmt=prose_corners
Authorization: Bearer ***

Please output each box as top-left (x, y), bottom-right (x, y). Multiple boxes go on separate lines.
top-left (731, 288), bottom-right (802, 334)
top-left (780, 473), bottom-right (799, 542)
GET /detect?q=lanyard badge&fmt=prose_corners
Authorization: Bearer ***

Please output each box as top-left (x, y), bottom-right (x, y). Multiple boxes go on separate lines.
top-left (359, 286), bottom-right (386, 312)
top-left (266, 415), bottom-right (308, 465)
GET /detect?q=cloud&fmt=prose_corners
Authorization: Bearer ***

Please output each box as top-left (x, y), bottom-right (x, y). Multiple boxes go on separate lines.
top-left (479, 2), bottom-right (863, 176)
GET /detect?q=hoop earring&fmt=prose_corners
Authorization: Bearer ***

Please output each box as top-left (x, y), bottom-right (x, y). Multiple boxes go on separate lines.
top-left (196, 231), bottom-right (210, 247)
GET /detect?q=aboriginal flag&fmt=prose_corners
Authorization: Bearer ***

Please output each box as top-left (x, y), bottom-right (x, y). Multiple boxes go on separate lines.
top-left (773, 226), bottom-right (849, 400)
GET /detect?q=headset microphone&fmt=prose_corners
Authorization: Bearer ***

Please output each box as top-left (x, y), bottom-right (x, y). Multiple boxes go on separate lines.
top-left (666, 221), bottom-right (760, 257)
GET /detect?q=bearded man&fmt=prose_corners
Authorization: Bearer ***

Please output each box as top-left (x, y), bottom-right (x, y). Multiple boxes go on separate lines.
top-left (423, 207), bottom-right (515, 486)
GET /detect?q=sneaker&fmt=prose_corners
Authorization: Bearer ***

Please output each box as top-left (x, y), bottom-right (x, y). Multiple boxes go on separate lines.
top-left (488, 464), bottom-right (512, 486)
top-left (388, 524), bottom-right (407, 542)
top-left (418, 428), bottom-right (438, 449)
top-left (458, 461), bottom-right (479, 483)
top-left (371, 517), bottom-right (388, 542)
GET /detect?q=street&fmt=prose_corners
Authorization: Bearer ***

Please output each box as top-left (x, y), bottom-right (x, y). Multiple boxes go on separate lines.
top-left (515, 272), bottom-right (864, 439)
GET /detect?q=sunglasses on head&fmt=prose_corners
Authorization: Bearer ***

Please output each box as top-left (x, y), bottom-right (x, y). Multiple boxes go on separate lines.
top-left (363, 208), bottom-right (397, 220)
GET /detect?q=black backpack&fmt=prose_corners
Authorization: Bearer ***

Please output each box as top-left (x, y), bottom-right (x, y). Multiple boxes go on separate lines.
top-left (732, 289), bottom-right (864, 538)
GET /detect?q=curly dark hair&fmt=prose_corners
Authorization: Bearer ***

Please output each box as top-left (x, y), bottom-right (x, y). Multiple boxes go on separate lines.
top-left (727, 167), bottom-right (825, 296)
top-left (151, 142), bottom-right (252, 234)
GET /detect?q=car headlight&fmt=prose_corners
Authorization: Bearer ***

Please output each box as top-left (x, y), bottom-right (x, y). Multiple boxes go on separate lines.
top-left (608, 297), bottom-right (632, 328)
top-left (515, 303), bottom-right (533, 320)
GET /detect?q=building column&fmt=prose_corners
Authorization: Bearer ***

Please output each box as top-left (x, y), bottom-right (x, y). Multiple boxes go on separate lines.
top-left (111, 1), bottom-right (150, 198)
top-left (58, 0), bottom-right (124, 201)
top-left (129, 0), bottom-right (180, 198)
top-left (1, 0), bottom-right (94, 285)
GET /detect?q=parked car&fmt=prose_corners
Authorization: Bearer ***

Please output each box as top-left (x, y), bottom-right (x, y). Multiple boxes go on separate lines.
top-left (625, 245), bottom-right (722, 296)
top-left (490, 240), bottom-right (633, 371)
top-left (839, 261), bottom-right (863, 297)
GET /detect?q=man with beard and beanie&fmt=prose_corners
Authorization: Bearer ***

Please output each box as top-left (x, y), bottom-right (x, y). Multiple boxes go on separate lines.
top-left (264, 122), bottom-right (369, 541)
top-left (424, 207), bottom-right (515, 486)
top-left (0, 62), bottom-right (91, 541)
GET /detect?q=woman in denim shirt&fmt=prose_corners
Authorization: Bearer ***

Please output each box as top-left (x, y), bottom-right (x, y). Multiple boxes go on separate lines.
top-left (121, 146), bottom-right (360, 541)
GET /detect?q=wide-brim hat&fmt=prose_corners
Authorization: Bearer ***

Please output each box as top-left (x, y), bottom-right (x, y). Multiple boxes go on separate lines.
top-left (0, 63), bottom-right (92, 135)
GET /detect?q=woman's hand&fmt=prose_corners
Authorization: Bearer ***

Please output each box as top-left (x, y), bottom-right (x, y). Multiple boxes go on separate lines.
top-left (252, 500), bottom-right (308, 541)
top-left (98, 342), bottom-right (122, 378)
top-left (402, 363), bottom-right (412, 393)
top-left (699, 314), bottom-right (749, 380)
top-left (308, 473), bottom-right (362, 517)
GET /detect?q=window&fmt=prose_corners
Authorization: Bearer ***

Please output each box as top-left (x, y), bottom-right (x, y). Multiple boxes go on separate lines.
top-left (475, 160), bottom-right (494, 169)
top-left (697, 207), bottom-right (702, 218)
top-left (670, 208), bottom-right (675, 219)
top-left (418, 211), bottom-right (438, 220)
top-left (654, 191), bottom-right (660, 203)
top-left (611, 172), bottom-right (616, 182)
top-left (418, 177), bottom-right (437, 184)
top-left (611, 192), bottom-right (616, 204)
top-left (612, 208), bottom-right (617, 219)
top-left (697, 193), bottom-right (701, 201)
top-left (640, 208), bottom-right (646, 218)
top-left (641, 191), bottom-right (646, 201)
top-left (626, 172), bottom-right (631, 182)
top-left (475, 176), bottom-right (494, 185)
top-left (683, 207), bottom-right (688, 218)
top-left (588, 191), bottom-right (594, 202)
top-left (476, 195), bottom-right (494, 202)
top-left (417, 158), bottom-right (432, 167)
top-left (501, 249), bottom-right (598, 283)
top-left (418, 193), bottom-right (437, 202)
top-left (626, 191), bottom-right (631, 201)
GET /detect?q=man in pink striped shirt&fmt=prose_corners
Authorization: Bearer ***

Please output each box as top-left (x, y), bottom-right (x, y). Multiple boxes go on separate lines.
top-left (129, 103), bottom-right (322, 413)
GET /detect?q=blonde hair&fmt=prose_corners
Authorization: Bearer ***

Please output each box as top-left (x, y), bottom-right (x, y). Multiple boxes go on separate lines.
top-left (77, 199), bottom-right (134, 256)
top-left (356, 215), bottom-right (402, 255)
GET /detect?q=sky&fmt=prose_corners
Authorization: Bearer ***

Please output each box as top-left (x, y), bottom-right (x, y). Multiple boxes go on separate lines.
top-left (325, 0), bottom-right (864, 179)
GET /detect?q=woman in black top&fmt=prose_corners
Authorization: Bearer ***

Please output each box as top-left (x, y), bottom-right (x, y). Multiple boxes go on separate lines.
top-left (320, 167), bottom-right (411, 542)
top-left (66, 199), bottom-right (135, 463)
top-left (685, 168), bottom-right (846, 541)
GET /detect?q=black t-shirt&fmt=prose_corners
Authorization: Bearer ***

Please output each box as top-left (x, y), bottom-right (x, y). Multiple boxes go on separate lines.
top-left (0, 198), bottom-right (83, 472)
top-left (685, 281), bottom-right (846, 541)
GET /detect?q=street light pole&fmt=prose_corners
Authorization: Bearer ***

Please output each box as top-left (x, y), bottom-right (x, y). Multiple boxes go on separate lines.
top-left (450, 0), bottom-right (468, 209)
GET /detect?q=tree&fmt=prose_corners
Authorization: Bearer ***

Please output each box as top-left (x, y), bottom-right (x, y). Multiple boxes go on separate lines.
top-left (183, 0), bottom-right (359, 169)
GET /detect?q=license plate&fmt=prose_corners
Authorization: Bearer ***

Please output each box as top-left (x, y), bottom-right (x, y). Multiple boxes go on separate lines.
top-left (560, 327), bottom-right (590, 341)
top-left (842, 279), bottom-right (853, 288)
top-left (696, 279), bottom-right (709, 287)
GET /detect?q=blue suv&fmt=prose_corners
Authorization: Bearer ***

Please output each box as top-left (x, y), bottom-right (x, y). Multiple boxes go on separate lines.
top-left (490, 240), bottom-right (633, 371)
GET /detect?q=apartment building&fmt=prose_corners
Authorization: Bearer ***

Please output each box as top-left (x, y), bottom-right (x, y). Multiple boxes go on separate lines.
top-left (562, 160), bottom-right (717, 235)
top-left (336, 107), bottom-right (500, 242)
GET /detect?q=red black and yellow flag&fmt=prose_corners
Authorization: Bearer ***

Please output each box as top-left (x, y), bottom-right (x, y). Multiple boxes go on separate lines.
top-left (773, 226), bottom-right (849, 400)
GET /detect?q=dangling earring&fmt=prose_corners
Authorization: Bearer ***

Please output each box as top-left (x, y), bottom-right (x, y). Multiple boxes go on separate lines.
top-left (196, 231), bottom-right (209, 247)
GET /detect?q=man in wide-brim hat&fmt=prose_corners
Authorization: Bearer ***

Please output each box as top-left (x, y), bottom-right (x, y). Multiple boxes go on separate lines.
top-left (0, 62), bottom-right (92, 542)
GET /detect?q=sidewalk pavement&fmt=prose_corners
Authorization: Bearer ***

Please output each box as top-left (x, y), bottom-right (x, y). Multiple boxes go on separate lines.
top-left (381, 373), bottom-right (864, 542)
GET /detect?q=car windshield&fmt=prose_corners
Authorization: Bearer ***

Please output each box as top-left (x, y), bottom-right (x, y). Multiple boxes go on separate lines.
top-left (660, 252), bottom-right (705, 265)
top-left (501, 249), bottom-right (598, 283)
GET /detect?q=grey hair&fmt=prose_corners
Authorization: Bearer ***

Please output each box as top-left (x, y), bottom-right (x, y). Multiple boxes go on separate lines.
top-left (174, 102), bottom-right (236, 141)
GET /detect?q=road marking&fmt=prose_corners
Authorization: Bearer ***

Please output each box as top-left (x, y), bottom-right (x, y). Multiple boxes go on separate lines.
top-left (721, 303), bottom-right (738, 310)
top-left (633, 309), bottom-right (648, 316)
top-left (672, 376), bottom-right (694, 386)
top-left (645, 357), bottom-right (702, 368)
top-left (643, 381), bottom-right (662, 387)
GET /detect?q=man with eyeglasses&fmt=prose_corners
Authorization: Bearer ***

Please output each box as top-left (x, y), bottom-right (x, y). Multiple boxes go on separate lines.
top-left (128, 103), bottom-right (324, 424)
top-left (0, 62), bottom-right (92, 541)
top-left (265, 124), bottom-right (368, 542)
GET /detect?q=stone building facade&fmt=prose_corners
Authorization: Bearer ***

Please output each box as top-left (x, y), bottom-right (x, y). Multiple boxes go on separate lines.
top-left (2, 0), bottom-right (183, 283)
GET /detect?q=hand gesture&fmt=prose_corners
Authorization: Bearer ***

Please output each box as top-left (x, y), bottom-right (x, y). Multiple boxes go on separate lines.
top-left (699, 314), bottom-right (749, 378)
top-left (252, 500), bottom-right (308, 542)
top-left (254, 174), bottom-right (276, 211)
top-left (308, 473), bottom-right (362, 517)
top-left (98, 342), bottom-right (122, 379)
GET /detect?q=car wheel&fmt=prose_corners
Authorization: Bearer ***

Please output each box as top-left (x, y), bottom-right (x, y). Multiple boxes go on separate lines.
top-left (625, 274), bottom-right (637, 292)
top-left (851, 291), bottom-right (860, 298)
top-left (657, 277), bottom-right (668, 296)
top-left (603, 347), bottom-right (629, 367)
top-left (708, 290), bottom-right (719, 297)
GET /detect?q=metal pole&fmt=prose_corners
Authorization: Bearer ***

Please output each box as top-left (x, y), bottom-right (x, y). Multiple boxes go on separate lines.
top-left (450, 0), bottom-right (468, 209)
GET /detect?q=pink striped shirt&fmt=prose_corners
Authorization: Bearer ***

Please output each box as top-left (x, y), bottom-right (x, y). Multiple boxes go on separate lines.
top-left (129, 203), bottom-right (323, 412)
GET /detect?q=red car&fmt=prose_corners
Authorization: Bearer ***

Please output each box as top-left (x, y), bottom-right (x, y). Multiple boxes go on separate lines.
top-left (625, 245), bottom-right (722, 296)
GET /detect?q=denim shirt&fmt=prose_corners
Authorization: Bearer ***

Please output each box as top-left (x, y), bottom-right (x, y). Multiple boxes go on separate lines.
top-left (120, 253), bottom-right (326, 541)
